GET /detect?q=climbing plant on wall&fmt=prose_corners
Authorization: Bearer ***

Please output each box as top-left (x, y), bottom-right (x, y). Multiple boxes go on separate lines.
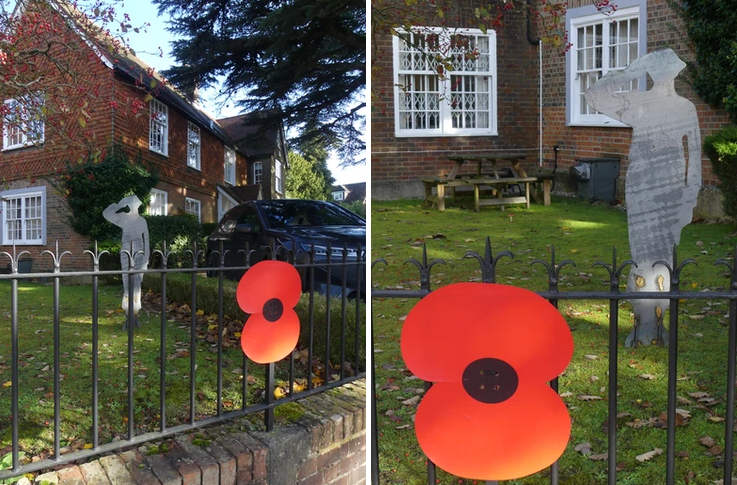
top-left (671, 0), bottom-right (737, 122)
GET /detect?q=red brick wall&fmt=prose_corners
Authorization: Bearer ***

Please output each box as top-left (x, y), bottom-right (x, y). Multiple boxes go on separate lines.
top-left (112, 81), bottom-right (248, 224)
top-left (371, 3), bottom-right (540, 190)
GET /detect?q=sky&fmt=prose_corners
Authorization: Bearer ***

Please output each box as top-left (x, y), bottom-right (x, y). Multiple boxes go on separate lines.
top-left (123, 0), bottom-right (365, 186)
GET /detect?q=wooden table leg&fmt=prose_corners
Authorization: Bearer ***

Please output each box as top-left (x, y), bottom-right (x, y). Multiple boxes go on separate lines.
top-left (437, 184), bottom-right (445, 211)
top-left (543, 179), bottom-right (552, 206)
top-left (474, 184), bottom-right (480, 212)
top-left (525, 182), bottom-right (530, 209)
top-left (424, 182), bottom-right (432, 207)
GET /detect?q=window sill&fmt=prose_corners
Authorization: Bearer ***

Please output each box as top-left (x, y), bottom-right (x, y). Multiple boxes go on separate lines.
top-left (187, 164), bottom-right (201, 172)
top-left (567, 121), bottom-right (631, 129)
top-left (2, 141), bottom-right (45, 151)
top-left (395, 131), bottom-right (498, 138)
top-left (149, 148), bottom-right (169, 157)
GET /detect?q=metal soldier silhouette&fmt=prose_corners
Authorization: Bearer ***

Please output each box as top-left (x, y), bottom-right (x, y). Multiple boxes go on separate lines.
top-left (103, 195), bottom-right (150, 329)
top-left (585, 48), bottom-right (701, 346)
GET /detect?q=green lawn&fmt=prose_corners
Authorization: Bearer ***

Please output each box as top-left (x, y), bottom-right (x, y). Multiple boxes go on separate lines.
top-left (372, 196), bottom-right (737, 485)
top-left (0, 272), bottom-right (365, 462)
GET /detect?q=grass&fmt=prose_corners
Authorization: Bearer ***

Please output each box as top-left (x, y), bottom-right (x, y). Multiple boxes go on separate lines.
top-left (0, 271), bottom-right (365, 465)
top-left (372, 196), bottom-right (737, 485)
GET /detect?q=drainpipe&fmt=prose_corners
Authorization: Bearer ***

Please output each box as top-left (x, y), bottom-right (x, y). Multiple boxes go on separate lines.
top-left (527, 0), bottom-right (543, 168)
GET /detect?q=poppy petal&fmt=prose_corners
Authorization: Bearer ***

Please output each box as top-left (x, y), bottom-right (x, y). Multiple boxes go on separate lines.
top-left (402, 283), bottom-right (573, 384)
top-left (240, 309), bottom-right (300, 364)
top-left (236, 260), bottom-right (302, 314)
top-left (415, 381), bottom-right (570, 481)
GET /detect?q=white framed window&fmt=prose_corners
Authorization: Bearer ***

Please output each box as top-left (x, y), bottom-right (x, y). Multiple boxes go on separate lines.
top-left (252, 161), bottom-right (263, 185)
top-left (0, 187), bottom-right (46, 245)
top-left (217, 186), bottom-right (238, 221)
top-left (224, 147), bottom-right (236, 185)
top-left (566, 1), bottom-right (646, 126)
top-left (185, 197), bottom-right (201, 222)
top-left (187, 122), bottom-right (201, 170)
top-left (148, 188), bottom-right (168, 216)
top-left (393, 27), bottom-right (497, 137)
top-left (275, 160), bottom-right (283, 194)
top-left (332, 191), bottom-right (344, 201)
top-left (149, 98), bottom-right (168, 155)
top-left (3, 94), bottom-right (45, 150)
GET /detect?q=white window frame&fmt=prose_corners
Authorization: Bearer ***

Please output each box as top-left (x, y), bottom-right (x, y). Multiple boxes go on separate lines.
top-left (217, 186), bottom-right (238, 221)
top-left (185, 197), bottom-right (201, 222)
top-left (393, 27), bottom-right (497, 137)
top-left (566, 0), bottom-right (646, 127)
top-left (224, 147), bottom-right (236, 185)
top-left (332, 191), bottom-right (344, 201)
top-left (149, 98), bottom-right (169, 156)
top-left (275, 159), bottom-right (283, 194)
top-left (0, 186), bottom-right (46, 245)
top-left (187, 122), bottom-right (201, 170)
top-left (3, 94), bottom-right (45, 151)
top-left (252, 161), bottom-right (263, 185)
top-left (148, 188), bottom-right (168, 216)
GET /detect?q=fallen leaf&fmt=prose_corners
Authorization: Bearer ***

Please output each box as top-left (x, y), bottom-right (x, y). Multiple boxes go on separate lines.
top-left (402, 396), bottom-right (420, 406)
top-left (577, 395), bottom-right (602, 401)
top-left (709, 445), bottom-right (723, 456)
top-left (395, 424), bottom-right (411, 430)
top-left (560, 392), bottom-right (574, 398)
top-left (589, 454), bottom-right (608, 461)
top-left (574, 442), bottom-right (592, 456)
top-left (708, 416), bottom-right (726, 423)
top-left (638, 374), bottom-right (656, 380)
top-left (584, 354), bottom-right (599, 360)
top-left (635, 448), bottom-right (663, 463)
top-left (689, 391), bottom-right (710, 399)
top-left (699, 436), bottom-right (717, 448)
top-left (2, 381), bottom-right (11, 388)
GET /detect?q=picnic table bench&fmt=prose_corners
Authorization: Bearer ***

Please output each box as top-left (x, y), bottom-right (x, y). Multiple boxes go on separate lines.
top-left (421, 151), bottom-right (552, 211)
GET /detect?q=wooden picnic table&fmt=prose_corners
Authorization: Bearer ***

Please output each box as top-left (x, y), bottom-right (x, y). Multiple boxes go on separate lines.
top-left (422, 151), bottom-right (552, 211)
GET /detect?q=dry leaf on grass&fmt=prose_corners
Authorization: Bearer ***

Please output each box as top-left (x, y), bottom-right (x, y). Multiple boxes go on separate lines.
top-left (574, 442), bottom-right (592, 456)
top-left (699, 436), bottom-right (717, 448)
top-left (689, 391), bottom-right (710, 399)
top-left (578, 395), bottom-right (603, 401)
top-left (401, 396), bottom-right (420, 406)
top-left (589, 454), bottom-right (608, 461)
top-left (638, 374), bottom-right (656, 380)
top-left (635, 448), bottom-right (663, 463)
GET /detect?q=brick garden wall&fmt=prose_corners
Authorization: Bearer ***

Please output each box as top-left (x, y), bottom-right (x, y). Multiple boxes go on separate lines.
top-left (30, 380), bottom-right (367, 485)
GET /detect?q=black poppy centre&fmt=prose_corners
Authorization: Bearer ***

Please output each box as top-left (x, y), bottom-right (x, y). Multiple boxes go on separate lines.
top-left (262, 298), bottom-right (284, 322)
top-left (462, 358), bottom-right (519, 404)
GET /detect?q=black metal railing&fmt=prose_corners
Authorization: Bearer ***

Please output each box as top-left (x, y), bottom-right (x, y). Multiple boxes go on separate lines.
top-left (371, 240), bottom-right (737, 485)
top-left (0, 238), bottom-right (365, 480)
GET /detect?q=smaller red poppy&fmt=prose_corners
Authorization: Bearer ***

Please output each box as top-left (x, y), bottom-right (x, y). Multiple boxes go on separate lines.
top-left (236, 260), bottom-right (302, 364)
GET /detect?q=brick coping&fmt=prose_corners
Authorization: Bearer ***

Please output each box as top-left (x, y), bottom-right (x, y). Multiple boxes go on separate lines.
top-left (18, 380), bottom-right (366, 485)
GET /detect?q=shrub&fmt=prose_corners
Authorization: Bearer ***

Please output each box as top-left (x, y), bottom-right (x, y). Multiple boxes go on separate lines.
top-left (341, 200), bottom-right (366, 219)
top-left (142, 272), bottom-right (365, 367)
top-left (703, 127), bottom-right (737, 220)
top-left (53, 147), bottom-right (159, 242)
top-left (146, 215), bottom-right (202, 267)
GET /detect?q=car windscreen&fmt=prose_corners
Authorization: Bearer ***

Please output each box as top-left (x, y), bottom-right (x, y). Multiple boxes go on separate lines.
top-left (258, 201), bottom-right (365, 229)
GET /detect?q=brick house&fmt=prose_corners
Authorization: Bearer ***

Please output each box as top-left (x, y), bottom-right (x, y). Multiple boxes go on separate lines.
top-left (331, 182), bottom-right (366, 205)
top-left (0, 1), bottom-right (284, 271)
top-left (218, 111), bottom-right (290, 206)
top-left (371, 0), bottom-right (732, 217)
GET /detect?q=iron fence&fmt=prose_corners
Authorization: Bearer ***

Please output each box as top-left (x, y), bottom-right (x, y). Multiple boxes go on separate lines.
top-left (371, 240), bottom-right (737, 485)
top-left (0, 238), bottom-right (366, 480)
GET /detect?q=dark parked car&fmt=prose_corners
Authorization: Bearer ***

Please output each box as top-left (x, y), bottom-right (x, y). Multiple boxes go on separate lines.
top-left (206, 199), bottom-right (366, 298)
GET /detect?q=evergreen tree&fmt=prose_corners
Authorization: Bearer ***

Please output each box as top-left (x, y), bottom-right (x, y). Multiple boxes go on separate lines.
top-left (285, 151), bottom-right (332, 200)
top-left (154, 0), bottom-right (365, 163)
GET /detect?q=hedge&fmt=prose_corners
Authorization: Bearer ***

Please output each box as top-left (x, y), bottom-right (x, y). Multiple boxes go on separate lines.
top-left (704, 126), bottom-right (737, 220)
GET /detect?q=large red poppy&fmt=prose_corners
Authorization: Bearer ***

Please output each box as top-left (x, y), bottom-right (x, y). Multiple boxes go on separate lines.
top-left (401, 283), bottom-right (574, 481)
top-left (236, 260), bottom-right (302, 364)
